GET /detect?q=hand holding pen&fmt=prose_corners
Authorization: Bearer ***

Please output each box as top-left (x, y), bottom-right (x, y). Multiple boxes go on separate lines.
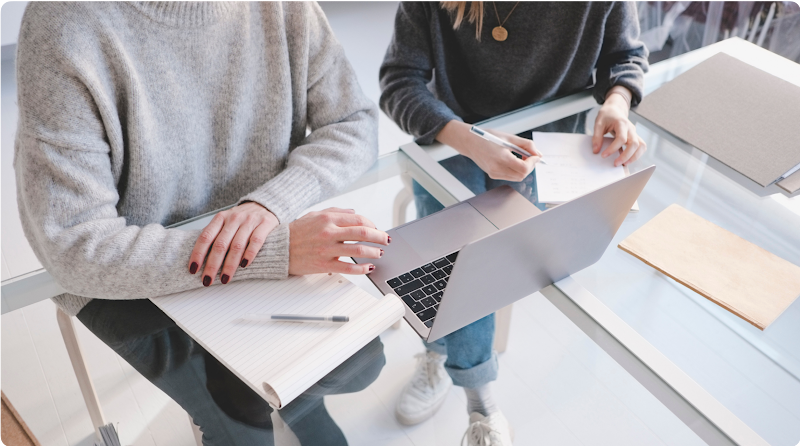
top-left (470, 126), bottom-right (546, 164)
top-left (434, 120), bottom-right (543, 182)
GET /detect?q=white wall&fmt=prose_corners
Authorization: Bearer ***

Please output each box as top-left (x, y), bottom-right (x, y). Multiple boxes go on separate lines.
top-left (1, 1), bottom-right (28, 46)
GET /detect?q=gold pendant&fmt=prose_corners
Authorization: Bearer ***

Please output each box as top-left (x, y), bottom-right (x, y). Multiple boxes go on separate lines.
top-left (492, 26), bottom-right (508, 41)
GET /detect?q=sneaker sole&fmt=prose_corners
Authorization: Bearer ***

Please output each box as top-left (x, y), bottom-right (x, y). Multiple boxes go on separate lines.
top-left (395, 382), bottom-right (453, 426)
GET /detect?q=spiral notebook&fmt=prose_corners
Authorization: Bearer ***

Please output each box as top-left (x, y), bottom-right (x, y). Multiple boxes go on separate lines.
top-left (151, 274), bottom-right (404, 408)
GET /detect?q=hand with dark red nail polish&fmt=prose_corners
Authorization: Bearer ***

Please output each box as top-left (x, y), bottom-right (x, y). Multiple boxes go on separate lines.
top-left (368, 265), bottom-right (375, 272)
top-left (189, 262), bottom-right (198, 274)
top-left (188, 203), bottom-right (279, 294)
top-left (387, 236), bottom-right (392, 244)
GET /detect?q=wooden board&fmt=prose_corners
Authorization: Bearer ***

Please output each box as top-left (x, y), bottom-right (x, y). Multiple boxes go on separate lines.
top-left (618, 204), bottom-right (800, 330)
top-left (1, 391), bottom-right (42, 446)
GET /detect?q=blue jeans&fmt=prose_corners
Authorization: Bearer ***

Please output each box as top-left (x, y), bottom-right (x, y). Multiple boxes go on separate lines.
top-left (415, 115), bottom-right (586, 388)
top-left (414, 155), bottom-right (539, 389)
top-left (77, 298), bottom-right (385, 446)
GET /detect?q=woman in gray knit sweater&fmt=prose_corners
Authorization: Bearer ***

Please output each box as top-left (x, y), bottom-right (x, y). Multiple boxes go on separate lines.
top-left (380, 2), bottom-right (649, 444)
top-left (16, 2), bottom-right (388, 444)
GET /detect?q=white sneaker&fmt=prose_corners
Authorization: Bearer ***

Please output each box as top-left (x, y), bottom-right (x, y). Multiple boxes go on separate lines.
top-left (395, 350), bottom-right (453, 425)
top-left (461, 412), bottom-right (514, 446)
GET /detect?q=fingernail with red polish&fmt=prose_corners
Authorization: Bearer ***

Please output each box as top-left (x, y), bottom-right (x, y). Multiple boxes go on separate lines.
top-left (203, 275), bottom-right (211, 287)
top-left (221, 274), bottom-right (229, 284)
top-left (240, 259), bottom-right (248, 268)
top-left (387, 236), bottom-right (392, 244)
top-left (368, 265), bottom-right (375, 272)
top-left (189, 262), bottom-right (198, 274)
top-left (380, 249), bottom-right (384, 257)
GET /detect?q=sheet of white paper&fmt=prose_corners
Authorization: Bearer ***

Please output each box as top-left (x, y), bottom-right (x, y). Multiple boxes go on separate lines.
top-left (534, 132), bottom-right (626, 204)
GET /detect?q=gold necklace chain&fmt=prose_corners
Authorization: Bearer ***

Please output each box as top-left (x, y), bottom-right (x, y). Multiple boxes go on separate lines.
top-left (491, 1), bottom-right (520, 42)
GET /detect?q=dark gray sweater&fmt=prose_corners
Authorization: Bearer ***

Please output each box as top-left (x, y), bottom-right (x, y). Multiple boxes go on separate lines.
top-left (379, 1), bottom-right (649, 144)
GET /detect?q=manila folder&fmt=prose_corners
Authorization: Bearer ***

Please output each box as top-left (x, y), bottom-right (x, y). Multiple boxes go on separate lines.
top-left (618, 204), bottom-right (800, 329)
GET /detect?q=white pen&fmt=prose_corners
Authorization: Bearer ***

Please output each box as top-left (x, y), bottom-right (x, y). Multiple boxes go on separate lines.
top-left (470, 125), bottom-right (547, 164)
top-left (241, 314), bottom-right (350, 324)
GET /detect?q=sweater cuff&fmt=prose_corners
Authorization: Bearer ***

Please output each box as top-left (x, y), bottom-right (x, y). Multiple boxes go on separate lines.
top-left (595, 78), bottom-right (644, 108)
top-left (233, 223), bottom-right (291, 281)
top-left (239, 166), bottom-right (320, 224)
top-left (414, 108), bottom-right (462, 146)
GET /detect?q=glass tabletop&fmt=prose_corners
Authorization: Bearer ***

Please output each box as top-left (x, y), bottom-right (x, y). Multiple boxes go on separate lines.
top-left (574, 114), bottom-right (800, 445)
top-left (411, 41), bottom-right (800, 444)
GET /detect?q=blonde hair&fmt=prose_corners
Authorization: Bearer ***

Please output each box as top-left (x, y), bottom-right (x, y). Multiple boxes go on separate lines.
top-left (440, 2), bottom-right (485, 40)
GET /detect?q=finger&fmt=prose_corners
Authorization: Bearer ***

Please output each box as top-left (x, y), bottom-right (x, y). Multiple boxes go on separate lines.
top-left (626, 137), bottom-right (647, 165)
top-left (330, 213), bottom-right (377, 229)
top-left (219, 219), bottom-right (259, 283)
top-left (332, 243), bottom-right (384, 259)
top-left (602, 121), bottom-right (628, 158)
top-left (336, 226), bottom-right (390, 245)
top-left (592, 118), bottom-right (606, 153)
top-left (506, 134), bottom-right (539, 157)
top-left (188, 212), bottom-right (226, 274)
top-left (320, 207), bottom-right (355, 214)
top-left (240, 221), bottom-right (273, 269)
top-left (523, 154), bottom-right (541, 172)
top-left (327, 260), bottom-right (375, 275)
top-left (502, 155), bottom-right (531, 182)
top-left (201, 217), bottom-right (242, 286)
top-left (615, 127), bottom-right (639, 167)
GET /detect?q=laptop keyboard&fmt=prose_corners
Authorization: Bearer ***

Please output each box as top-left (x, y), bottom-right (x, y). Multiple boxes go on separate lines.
top-left (386, 251), bottom-right (459, 328)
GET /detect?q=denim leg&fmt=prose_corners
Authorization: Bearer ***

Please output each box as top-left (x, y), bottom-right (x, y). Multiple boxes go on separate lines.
top-left (423, 314), bottom-right (497, 388)
top-left (78, 298), bottom-right (275, 446)
top-left (77, 298), bottom-right (385, 446)
top-left (412, 154), bottom-right (498, 388)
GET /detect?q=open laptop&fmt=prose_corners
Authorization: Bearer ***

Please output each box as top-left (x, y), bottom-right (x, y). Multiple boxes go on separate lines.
top-left (354, 166), bottom-right (655, 342)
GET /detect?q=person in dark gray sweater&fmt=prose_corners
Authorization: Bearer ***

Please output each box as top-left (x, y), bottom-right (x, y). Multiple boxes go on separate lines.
top-left (380, 2), bottom-right (648, 443)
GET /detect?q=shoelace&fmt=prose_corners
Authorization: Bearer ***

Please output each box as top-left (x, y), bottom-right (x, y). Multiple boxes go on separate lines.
top-left (461, 418), bottom-right (497, 446)
top-left (411, 352), bottom-right (443, 393)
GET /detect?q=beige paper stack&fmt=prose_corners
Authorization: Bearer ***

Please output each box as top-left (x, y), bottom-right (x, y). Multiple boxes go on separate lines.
top-left (618, 204), bottom-right (800, 330)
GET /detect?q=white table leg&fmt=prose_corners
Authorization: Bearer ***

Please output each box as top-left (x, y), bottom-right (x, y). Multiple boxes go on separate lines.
top-left (55, 308), bottom-right (106, 442)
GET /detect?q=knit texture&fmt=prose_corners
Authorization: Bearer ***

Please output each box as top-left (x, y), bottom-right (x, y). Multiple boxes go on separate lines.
top-left (15, 2), bottom-right (378, 316)
top-left (379, 2), bottom-right (649, 144)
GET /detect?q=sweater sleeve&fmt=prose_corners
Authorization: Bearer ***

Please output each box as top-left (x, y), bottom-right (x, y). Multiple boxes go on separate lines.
top-left (593, 1), bottom-right (649, 106)
top-left (239, 2), bottom-right (379, 223)
top-left (14, 4), bottom-right (290, 302)
top-left (378, 2), bottom-right (461, 145)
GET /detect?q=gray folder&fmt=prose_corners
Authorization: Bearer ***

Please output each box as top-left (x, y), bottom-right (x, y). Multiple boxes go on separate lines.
top-left (635, 52), bottom-right (800, 188)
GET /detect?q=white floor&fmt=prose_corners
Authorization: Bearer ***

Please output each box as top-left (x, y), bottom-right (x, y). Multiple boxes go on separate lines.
top-left (3, 3), bottom-right (800, 446)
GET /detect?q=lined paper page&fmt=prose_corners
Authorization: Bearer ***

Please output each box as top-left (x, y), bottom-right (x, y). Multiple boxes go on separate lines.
top-left (151, 274), bottom-right (404, 408)
top-left (534, 132), bottom-right (626, 204)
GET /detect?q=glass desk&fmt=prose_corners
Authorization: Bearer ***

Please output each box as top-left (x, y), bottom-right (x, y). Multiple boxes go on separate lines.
top-left (2, 37), bottom-right (798, 445)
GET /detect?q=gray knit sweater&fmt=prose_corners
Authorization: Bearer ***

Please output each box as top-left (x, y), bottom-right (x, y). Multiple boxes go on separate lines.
top-left (380, 2), bottom-right (648, 144)
top-left (15, 2), bottom-right (378, 316)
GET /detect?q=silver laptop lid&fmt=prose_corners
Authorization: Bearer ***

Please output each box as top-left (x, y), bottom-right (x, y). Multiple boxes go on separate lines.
top-left (427, 165), bottom-right (656, 341)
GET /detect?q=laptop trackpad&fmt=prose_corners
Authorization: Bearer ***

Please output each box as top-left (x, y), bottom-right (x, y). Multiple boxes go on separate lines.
top-left (396, 203), bottom-right (498, 260)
